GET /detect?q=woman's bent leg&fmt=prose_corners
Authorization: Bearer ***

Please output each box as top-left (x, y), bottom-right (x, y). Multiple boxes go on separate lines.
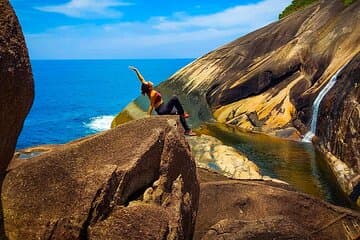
top-left (156, 99), bottom-right (190, 131)
top-left (156, 96), bottom-right (185, 115)
top-left (168, 96), bottom-right (185, 115)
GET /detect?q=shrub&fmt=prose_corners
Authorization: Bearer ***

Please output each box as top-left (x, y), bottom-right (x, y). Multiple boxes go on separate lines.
top-left (279, 0), bottom-right (357, 19)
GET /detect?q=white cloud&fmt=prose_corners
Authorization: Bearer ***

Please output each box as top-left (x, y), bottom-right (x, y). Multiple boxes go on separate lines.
top-left (36, 0), bottom-right (132, 18)
top-left (27, 0), bottom-right (292, 59)
top-left (154, 0), bottom-right (289, 31)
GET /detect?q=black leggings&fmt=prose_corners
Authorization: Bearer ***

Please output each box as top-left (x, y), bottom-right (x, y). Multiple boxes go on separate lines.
top-left (155, 96), bottom-right (190, 131)
top-left (350, 183), bottom-right (360, 202)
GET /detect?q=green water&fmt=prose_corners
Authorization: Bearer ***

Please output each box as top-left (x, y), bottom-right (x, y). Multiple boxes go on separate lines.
top-left (199, 123), bottom-right (353, 208)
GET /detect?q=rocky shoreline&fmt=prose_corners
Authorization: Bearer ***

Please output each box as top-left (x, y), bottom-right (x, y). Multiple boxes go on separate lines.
top-left (113, 0), bottom-right (360, 208)
top-left (4, 117), bottom-right (360, 239)
top-left (1, 0), bottom-right (360, 238)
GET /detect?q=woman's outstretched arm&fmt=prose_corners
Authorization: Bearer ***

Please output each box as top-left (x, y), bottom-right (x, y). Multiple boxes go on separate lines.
top-left (129, 66), bottom-right (146, 84)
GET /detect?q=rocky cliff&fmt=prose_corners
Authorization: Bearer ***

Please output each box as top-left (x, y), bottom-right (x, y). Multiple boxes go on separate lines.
top-left (164, 0), bottom-right (359, 137)
top-left (0, 0), bottom-right (34, 175)
top-left (113, 0), bottom-right (360, 205)
top-left (317, 53), bottom-right (360, 196)
top-left (318, 53), bottom-right (359, 173)
top-left (3, 117), bottom-right (199, 239)
top-left (114, 0), bottom-right (360, 138)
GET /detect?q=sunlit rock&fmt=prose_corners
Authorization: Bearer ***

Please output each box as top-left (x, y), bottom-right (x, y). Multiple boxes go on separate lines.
top-left (187, 134), bottom-right (262, 180)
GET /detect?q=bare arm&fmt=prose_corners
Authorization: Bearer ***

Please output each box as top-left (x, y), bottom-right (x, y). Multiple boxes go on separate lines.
top-left (147, 92), bottom-right (157, 115)
top-left (129, 66), bottom-right (146, 84)
top-left (147, 105), bottom-right (154, 116)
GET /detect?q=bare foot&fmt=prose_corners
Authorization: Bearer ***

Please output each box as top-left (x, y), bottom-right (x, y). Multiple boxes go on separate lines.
top-left (182, 112), bottom-right (190, 118)
top-left (184, 130), bottom-right (196, 136)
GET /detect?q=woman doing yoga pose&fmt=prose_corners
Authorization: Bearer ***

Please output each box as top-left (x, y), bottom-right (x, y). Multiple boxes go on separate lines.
top-left (129, 66), bottom-right (196, 136)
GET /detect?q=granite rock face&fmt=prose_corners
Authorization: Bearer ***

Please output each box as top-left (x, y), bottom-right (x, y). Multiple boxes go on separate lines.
top-left (195, 168), bottom-right (360, 240)
top-left (317, 53), bottom-right (360, 201)
top-left (114, 0), bottom-right (360, 138)
top-left (318, 53), bottom-right (360, 174)
top-left (2, 117), bottom-right (199, 240)
top-left (111, 0), bottom-right (360, 207)
top-left (0, 0), bottom-right (34, 175)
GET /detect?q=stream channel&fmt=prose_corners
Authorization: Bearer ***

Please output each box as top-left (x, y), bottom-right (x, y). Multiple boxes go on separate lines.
top-left (198, 122), bottom-right (355, 209)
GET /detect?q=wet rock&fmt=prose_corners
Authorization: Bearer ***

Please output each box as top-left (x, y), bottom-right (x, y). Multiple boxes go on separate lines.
top-left (2, 117), bottom-right (199, 239)
top-left (187, 134), bottom-right (262, 180)
top-left (274, 127), bottom-right (301, 140)
top-left (0, 0), bottom-right (34, 175)
top-left (317, 53), bottom-right (360, 206)
top-left (293, 118), bottom-right (307, 134)
top-left (195, 170), bottom-right (360, 240)
top-left (247, 112), bottom-right (264, 128)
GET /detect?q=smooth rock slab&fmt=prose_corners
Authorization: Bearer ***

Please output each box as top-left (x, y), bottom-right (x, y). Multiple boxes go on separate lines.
top-left (187, 134), bottom-right (262, 180)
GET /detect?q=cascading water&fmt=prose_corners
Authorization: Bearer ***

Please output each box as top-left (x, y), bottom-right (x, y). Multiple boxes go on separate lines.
top-left (302, 63), bottom-right (349, 143)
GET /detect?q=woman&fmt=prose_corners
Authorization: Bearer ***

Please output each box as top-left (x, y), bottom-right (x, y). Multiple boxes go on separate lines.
top-left (129, 66), bottom-right (196, 136)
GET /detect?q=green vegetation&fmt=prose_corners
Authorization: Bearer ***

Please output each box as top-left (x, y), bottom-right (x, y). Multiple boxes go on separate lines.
top-left (279, 0), bottom-right (318, 19)
top-left (279, 0), bottom-right (358, 19)
top-left (343, 0), bottom-right (355, 5)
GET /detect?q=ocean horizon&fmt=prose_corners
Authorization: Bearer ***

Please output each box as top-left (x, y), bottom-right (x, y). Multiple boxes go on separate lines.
top-left (17, 59), bottom-right (194, 150)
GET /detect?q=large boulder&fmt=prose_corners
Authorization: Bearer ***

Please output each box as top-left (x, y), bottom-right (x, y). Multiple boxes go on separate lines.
top-left (195, 168), bottom-right (360, 240)
top-left (2, 117), bottom-right (199, 239)
top-left (0, 0), bottom-right (34, 174)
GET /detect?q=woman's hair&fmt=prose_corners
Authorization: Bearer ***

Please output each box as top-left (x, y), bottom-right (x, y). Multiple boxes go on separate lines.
top-left (141, 83), bottom-right (151, 95)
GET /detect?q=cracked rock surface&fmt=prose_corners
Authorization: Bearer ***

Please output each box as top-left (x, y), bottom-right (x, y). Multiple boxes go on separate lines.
top-left (2, 117), bottom-right (199, 240)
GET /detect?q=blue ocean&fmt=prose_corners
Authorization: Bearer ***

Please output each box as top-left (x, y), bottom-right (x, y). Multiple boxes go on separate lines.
top-left (16, 59), bottom-right (193, 149)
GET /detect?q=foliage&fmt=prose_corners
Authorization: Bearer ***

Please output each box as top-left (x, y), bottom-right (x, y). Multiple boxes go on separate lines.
top-left (343, 0), bottom-right (355, 5)
top-left (279, 0), bottom-right (319, 19)
top-left (279, 0), bottom-right (358, 19)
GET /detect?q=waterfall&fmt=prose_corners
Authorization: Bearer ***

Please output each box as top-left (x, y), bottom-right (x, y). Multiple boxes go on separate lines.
top-left (302, 63), bottom-right (349, 143)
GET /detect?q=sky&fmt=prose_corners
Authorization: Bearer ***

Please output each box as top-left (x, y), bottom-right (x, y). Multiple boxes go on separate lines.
top-left (9, 0), bottom-right (292, 59)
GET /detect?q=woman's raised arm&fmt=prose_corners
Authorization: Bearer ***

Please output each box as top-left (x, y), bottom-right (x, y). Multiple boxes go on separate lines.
top-left (129, 66), bottom-right (146, 84)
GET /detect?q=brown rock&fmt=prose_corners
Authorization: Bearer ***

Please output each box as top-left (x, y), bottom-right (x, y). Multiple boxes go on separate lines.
top-left (246, 112), bottom-right (264, 128)
top-left (114, 0), bottom-right (360, 137)
top-left (195, 170), bottom-right (360, 240)
top-left (0, 0), bottom-right (34, 174)
top-left (2, 117), bottom-right (199, 239)
top-left (89, 205), bottom-right (170, 240)
top-left (203, 217), bottom-right (306, 240)
top-left (317, 53), bottom-right (360, 175)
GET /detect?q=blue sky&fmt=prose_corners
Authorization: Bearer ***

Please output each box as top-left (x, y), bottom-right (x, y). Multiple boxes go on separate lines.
top-left (10, 0), bottom-right (291, 59)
